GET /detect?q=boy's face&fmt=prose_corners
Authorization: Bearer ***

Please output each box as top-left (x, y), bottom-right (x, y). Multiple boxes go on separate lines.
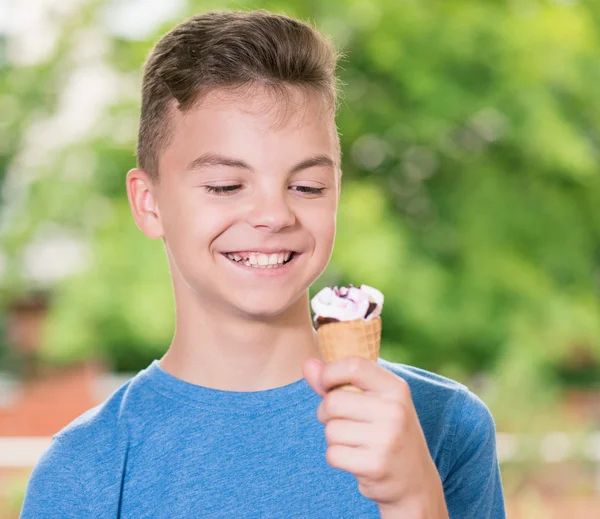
top-left (130, 86), bottom-right (340, 319)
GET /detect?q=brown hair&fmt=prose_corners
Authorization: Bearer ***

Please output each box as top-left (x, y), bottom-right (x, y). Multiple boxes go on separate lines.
top-left (137, 10), bottom-right (344, 181)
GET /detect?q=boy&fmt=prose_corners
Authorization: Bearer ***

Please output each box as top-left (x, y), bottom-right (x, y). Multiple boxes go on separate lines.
top-left (20, 10), bottom-right (506, 518)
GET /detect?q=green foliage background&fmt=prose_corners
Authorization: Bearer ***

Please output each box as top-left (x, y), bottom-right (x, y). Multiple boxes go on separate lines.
top-left (0, 0), bottom-right (599, 432)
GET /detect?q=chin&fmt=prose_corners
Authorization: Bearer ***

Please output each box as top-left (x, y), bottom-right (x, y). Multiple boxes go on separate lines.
top-left (235, 300), bottom-right (295, 320)
top-left (227, 291), bottom-right (306, 321)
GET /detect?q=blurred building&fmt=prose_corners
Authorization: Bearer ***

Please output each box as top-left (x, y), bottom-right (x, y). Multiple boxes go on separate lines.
top-left (0, 291), bottom-right (132, 514)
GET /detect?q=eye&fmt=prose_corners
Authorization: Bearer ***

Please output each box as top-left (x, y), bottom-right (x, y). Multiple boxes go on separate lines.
top-left (291, 186), bottom-right (326, 195)
top-left (204, 185), bottom-right (241, 194)
top-left (205, 185), bottom-right (325, 195)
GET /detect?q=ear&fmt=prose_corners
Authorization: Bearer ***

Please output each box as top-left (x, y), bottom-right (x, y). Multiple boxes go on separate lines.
top-left (126, 168), bottom-right (164, 239)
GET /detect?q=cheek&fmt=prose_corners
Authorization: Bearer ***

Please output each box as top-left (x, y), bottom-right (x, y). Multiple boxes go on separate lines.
top-left (184, 207), bottom-right (233, 249)
top-left (305, 211), bottom-right (336, 253)
top-left (162, 194), bottom-right (230, 251)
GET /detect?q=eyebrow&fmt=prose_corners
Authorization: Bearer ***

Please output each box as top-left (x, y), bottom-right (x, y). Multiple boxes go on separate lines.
top-left (185, 152), bottom-right (337, 175)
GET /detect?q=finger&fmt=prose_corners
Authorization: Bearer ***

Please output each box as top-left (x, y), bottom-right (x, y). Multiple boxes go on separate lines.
top-left (326, 444), bottom-right (382, 480)
top-left (302, 358), bottom-right (326, 397)
top-left (320, 356), bottom-right (403, 398)
top-left (325, 418), bottom-right (371, 448)
top-left (317, 388), bottom-right (382, 424)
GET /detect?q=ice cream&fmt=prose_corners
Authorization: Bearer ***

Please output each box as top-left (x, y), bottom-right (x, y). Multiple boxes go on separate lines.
top-left (311, 284), bottom-right (384, 392)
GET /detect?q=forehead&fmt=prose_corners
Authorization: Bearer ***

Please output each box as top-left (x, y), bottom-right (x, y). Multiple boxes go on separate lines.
top-left (159, 85), bottom-right (339, 174)
top-left (200, 85), bottom-right (329, 128)
top-left (193, 83), bottom-right (331, 126)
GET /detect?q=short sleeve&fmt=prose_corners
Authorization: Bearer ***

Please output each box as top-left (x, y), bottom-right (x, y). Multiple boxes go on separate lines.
top-left (20, 437), bottom-right (91, 519)
top-left (443, 389), bottom-right (507, 519)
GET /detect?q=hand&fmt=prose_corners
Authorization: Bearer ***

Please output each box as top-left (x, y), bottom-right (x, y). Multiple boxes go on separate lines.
top-left (303, 356), bottom-right (449, 518)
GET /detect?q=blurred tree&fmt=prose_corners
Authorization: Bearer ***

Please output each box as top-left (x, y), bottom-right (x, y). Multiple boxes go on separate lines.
top-left (0, 0), bottom-right (598, 430)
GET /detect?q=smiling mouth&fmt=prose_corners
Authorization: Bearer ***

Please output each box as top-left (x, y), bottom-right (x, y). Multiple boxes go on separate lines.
top-left (222, 251), bottom-right (297, 269)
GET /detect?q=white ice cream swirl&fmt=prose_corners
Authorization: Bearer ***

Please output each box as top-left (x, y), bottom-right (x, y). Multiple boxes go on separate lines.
top-left (311, 284), bottom-right (384, 323)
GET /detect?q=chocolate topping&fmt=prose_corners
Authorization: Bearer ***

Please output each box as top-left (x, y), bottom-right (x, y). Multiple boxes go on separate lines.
top-left (364, 301), bottom-right (378, 319)
top-left (314, 316), bottom-right (339, 330)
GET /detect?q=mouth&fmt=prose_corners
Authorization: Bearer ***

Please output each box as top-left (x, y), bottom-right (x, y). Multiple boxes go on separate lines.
top-left (221, 251), bottom-right (297, 270)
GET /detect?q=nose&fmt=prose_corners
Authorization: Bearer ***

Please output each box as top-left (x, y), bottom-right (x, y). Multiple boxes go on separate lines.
top-left (246, 188), bottom-right (296, 232)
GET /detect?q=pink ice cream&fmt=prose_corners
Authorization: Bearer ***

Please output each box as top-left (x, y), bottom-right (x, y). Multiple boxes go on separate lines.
top-left (311, 284), bottom-right (384, 329)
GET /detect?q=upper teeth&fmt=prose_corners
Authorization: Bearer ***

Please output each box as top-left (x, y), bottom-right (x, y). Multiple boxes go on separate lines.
top-left (226, 252), bottom-right (292, 267)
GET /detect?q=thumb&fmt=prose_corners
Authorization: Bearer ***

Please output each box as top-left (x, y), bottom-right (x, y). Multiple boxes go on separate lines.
top-left (302, 358), bottom-right (326, 398)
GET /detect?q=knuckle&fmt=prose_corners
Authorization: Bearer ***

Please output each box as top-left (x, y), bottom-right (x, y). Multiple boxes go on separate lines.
top-left (395, 377), bottom-right (411, 399)
top-left (388, 405), bottom-right (406, 430)
top-left (326, 445), bottom-right (340, 466)
top-left (324, 393), bottom-right (339, 416)
top-left (381, 430), bottom-right (398, 452)
top-left (324, 420), bottom-right (338, 443)
top-left (316, 403), bottom-right (325, 423)
top-left (367, 453), bottom-right (387, 480)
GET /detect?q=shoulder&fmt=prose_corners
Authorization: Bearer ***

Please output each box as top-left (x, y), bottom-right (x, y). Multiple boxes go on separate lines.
top-left (377, 356), bottom-right (468, 406)
top-left (377, 357), bottom-right (498, 477)
top-left (445, 385), bottom-right (498, 469)
top-left (21, 373), bottom-right (142, 518)
top-left (51, 364), bottom-right (154, 459)
top-left (376, 357), bottom-right (473, 431)
top-left (23, 368), bottom-right (150, 509)
top-left (54, 379), bottom-right (131, 445)
top-left (377, 356), bottom-right (495, 431)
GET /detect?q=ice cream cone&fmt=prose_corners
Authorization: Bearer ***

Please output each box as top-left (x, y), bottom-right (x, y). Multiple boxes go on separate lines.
top-left (317, 316), bottom-right (382, 392)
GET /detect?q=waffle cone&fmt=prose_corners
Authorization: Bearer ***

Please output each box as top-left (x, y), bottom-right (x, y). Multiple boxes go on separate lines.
top-left (317, 317), bottom-right (382, 392)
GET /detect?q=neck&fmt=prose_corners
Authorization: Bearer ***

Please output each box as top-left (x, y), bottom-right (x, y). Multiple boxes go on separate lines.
top-left (160, 283), bottom-right (322, 392)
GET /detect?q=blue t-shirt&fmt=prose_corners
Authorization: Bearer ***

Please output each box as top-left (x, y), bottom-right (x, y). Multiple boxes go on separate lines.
top-left (20, 357), bottom-right (506, 518)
